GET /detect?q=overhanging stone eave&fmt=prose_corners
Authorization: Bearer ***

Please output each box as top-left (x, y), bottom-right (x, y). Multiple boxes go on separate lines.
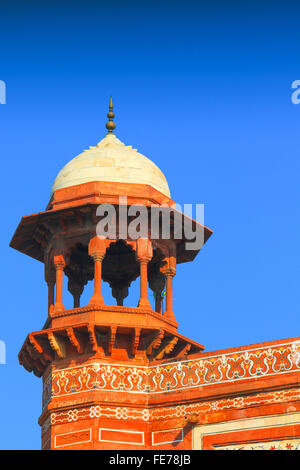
top-left (9, 201), bottom-right (214, 264)
top-left (18, 318), bottom-right (204, 377)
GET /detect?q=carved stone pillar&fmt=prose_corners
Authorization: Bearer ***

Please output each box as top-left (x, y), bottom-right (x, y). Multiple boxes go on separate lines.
top-left (47, 277), bottom-right (55, 314)
top-left (164, 270), bottom-right (176, 321)
top-left (53, 255), bottom-right (66, 313)
top-left (88, 236), bottom-right (106, 306)
top-left (161, 253), bottom-right (176, 322)
top-left (136, 238), bottom-right (153, 308)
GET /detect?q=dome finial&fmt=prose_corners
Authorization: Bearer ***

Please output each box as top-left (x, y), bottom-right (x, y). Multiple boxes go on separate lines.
top-left (105, 96), bottom-right (116, 134)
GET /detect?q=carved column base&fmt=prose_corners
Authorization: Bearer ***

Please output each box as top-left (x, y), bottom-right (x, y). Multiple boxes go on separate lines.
top-left (52, 303), bottom-right (65, 313)
top-left (164, 309), bottom-right (176, 322)
top-left (88, 295), bottom-right (104, 307)
top-left (138, 297), bottom-right (151, 309)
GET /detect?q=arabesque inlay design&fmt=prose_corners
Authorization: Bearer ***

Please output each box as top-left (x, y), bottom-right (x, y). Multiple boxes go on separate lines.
top-left (44, 387), bottom-right (300, 427)
top-left (44, 341), bottom-right (300, 403)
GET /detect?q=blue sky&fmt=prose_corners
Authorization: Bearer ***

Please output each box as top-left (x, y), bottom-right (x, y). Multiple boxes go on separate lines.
top-left (0, 0), bottom-right (299, 449)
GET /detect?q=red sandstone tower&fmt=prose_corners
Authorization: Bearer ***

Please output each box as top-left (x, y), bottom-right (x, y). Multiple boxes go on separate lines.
top-left (11, 100), bottom-right (300, 450)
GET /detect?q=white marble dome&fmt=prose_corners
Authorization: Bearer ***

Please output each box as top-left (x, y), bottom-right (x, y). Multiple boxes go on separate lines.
top-left (51, 132), bottom-right (171, 198)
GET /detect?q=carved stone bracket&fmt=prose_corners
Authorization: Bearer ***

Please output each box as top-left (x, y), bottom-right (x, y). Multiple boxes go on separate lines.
top-left (174, 343), bottom-right (192, 359)
top-left (145, 329), bottom-right (165, 357)
top-left (88, 325), bottom-right (98, 353)
top-left (67, 327), bottom-right (84, 354)
top-left (155, 336), bottom-right (179, 360)
top-left (108, 326), bottom-right (117, 355)
top-left (47, 332), bottom-right (66, 359)
top-left (131, 328), bottom-right (141, 357)
top-left (19, 323), bottom-right (202, 377)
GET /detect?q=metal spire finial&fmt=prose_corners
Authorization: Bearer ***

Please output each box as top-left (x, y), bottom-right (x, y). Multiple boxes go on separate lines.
top-left (105, 96), bottom-right (116, 133)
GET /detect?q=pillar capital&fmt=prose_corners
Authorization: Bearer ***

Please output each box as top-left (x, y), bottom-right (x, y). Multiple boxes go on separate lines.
top-left (88, 236), bottom-right (106, 260)
top-left (160, 266), bottom-right (176, 278)
top-left (88, 236), bottom-right (106, 306)
top-left (53, 254), bottom-right (66, 270)
top-left (91, 253), bottom-right (105, 263)
top-left (136, 239), bottom-right (152, 309)
top-left (52, 254), bottom-right (66, 313)
top-left (136, 238), bottom-right (153, 263)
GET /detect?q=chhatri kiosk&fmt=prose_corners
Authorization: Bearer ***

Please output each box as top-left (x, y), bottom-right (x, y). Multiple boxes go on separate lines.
top-left (11, 100), bottom-right (300, 450)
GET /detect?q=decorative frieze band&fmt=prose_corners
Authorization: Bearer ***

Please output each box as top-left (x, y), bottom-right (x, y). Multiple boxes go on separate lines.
top-left (42, 387), bottom-right (300, 430)
top-left (43, 340), bottom-right (300, 405)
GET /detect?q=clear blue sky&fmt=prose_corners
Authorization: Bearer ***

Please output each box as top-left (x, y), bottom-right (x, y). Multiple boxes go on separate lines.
top-left (0, 0), bottom-right (299, 449)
